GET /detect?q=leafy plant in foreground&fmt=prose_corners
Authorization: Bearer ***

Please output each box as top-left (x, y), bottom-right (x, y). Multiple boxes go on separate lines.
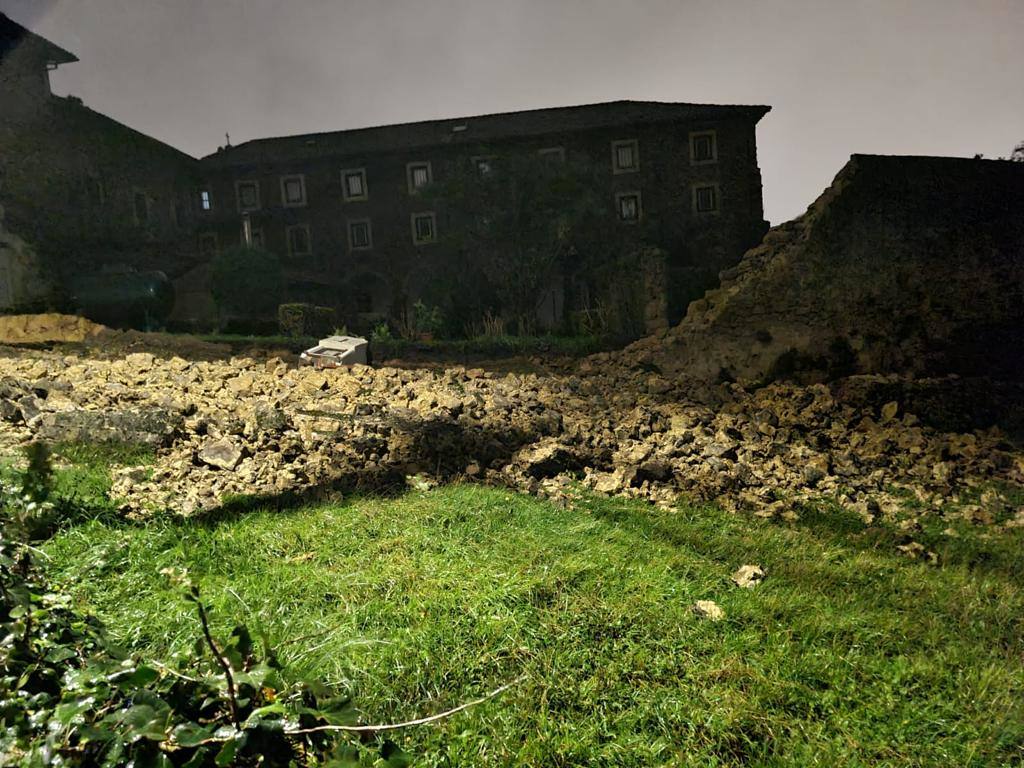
top-left (0, 464), bottom-right (413, 767)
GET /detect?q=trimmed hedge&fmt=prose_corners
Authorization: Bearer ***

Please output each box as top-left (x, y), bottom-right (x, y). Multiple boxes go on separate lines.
top-left (278, 303), bottom-right (337, 339)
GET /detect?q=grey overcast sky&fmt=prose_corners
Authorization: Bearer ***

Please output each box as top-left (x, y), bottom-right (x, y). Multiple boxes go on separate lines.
top-left (3, 0), bottom-right (1022, 223)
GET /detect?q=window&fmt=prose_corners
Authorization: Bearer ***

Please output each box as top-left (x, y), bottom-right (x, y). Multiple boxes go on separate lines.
top-left (250, 227), bottom-right (264, 248)
top-left (407, 161), bottom-right (432, 193)
top-left (472, 156), bottom-right (495, 176)
top-left (236, 180), bottom-right (261, 212)
top-left (693, 184), bottom-right (719, 213)
top-left (341, 168), bottom-right (368, 201)
top-left (286, 224), bottom-right (312, 257)
top-left (611, 139), bottom-right (639, 173)
top-left (280, 175), bottom-right (307, 207)
top-left (133, 191), bottom-right (149, 225)
top-left (690, 130), bottom-right (717, 164)
top-left (411, 212), bottom-right (436, 245)
top-left (198, 232), bottom-right (218, 257)
top-left (199, 189), bottom-right (212, 211)
top-left (538, 147), bottom-right (565, 164)
top-left (616, 191), bottom-right (642, 223)
top-left (348, 218), bottom-right (372, 250)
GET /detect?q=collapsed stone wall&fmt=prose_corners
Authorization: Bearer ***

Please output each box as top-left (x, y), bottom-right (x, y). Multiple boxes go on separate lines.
top-left (0, 348), bottom-right (1021, 543)
top-left (0, 313), bottom-right (106, 344)
top-left (621, 155), bottom-right (1024, 382)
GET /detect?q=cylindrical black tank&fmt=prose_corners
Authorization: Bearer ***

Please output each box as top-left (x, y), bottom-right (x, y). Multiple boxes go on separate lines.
top-left (70, 270), bottom-right (175, 330)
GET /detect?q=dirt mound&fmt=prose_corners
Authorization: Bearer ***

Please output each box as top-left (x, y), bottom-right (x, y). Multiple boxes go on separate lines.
top-left (615, 155), bottom-right (1024, 383)
top-left (0, 313), bottom-right (234, 360)
top-left (77, 329), bottom-right (232, 361)
top-left (0, 313), bottom-right (107, 344)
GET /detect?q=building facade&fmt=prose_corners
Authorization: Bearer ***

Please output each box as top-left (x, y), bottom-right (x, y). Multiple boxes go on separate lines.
top-left (2, 12), bottom-right (773, 333)
top-left (194, 101), bottom-right (771, 332)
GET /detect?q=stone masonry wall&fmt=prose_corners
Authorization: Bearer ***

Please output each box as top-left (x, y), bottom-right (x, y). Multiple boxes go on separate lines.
top-left (621, 155), bottom-right (1024, 382)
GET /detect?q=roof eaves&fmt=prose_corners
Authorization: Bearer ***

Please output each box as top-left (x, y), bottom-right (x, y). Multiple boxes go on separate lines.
top-left (0, 12), bottom-right (78, 66)
top-left (204, 100), bottom-right (774, 162)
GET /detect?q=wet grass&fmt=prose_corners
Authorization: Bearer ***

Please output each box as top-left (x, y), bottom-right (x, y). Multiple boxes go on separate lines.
top-left (42, 483), bottom-right (1024, 766)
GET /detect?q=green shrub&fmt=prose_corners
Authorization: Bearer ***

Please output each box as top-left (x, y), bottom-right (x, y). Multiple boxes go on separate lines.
top-left (277, 303), bottom-right (337, 339)
top-left (370, 321), bottom-right (392, 342)
top-left (413, 301), bottom-right (444, 338)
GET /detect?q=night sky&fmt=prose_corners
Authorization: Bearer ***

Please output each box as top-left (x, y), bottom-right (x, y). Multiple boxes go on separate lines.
top-left (3, 0), bottom-right (1022, 224)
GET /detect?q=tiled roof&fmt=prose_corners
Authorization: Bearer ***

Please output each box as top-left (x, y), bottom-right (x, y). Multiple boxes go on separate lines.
top-left (0, 12), bottom-right (77, 66)
top-left (204, 100), bottom-right (771, 166)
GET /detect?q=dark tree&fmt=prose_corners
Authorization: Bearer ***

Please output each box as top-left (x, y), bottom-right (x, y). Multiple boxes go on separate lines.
top-left (209, 245), bottom-right (283, 320)
top-left (435, 152), bottom-right (626, 334)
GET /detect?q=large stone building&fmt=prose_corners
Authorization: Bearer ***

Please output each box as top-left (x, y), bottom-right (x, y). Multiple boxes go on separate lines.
top-left (0, 12), bottom-right (200, 311)
top-left (1, 12), bottom-right (772, 334)
top-left (194, 101), bottom-right (771, 332)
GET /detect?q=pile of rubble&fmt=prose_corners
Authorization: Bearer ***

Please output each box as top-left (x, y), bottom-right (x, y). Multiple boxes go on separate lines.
top-left (0, 345), bottom-right (1020, 534)
top-left (0, 313), bottom-right (107, 345)
top-left (0, 313), bottom-right (235, 360)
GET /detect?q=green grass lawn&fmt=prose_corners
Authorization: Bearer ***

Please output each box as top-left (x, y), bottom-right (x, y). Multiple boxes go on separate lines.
top-left (39, 481), bottom-right (1024, 767)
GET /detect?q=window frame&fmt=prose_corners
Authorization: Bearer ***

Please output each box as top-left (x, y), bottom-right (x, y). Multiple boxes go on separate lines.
top-left (615, 191), bottom-right (642, 224)
top-left (341, 168), bottom-right (368, 202)
top-left (280, 174), bottom-right (307, 208)
top-left (611, 139), bottom-right (639, 174)
top-left (236, 180), bottom-right (261, 213)
top-left (249, 226), bottom-right (265, 249)
top-left (692, 183), bottom-right (720, 214)
top-left (410, 211), bottom-right (437, 245)
top-left (689, 130), bottom-right (718, 165)
top-left (198, 188), bottom-right (212, 212)
top-left (471, 155), bottom-right (496, 177)
top-left (406, 161), bottom-right (433, 194)
top-left (347, 217), bottom-right (373, 251)
top-left (537, 146), bottom-right (566, 163)
top-left (285, 223), bottom-right (313, 257)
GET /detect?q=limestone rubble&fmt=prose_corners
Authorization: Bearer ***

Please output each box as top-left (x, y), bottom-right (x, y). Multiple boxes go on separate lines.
top-left (0, 344), bottom-right (1020, 537)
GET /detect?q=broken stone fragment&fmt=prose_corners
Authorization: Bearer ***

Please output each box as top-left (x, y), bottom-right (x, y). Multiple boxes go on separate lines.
top-left (895, 541), bottom-right (938, 564)
top-left (125, 352), bottom-right (156, 372)
top-left (801, 456), bottom-right (829, 487)
top-left (35, 408), bottom-right (181, 447)
top-left (198, 438), bottom-right (243, 471)
top-left (731, 564), bottom-right (766, 588)
top-left (406, 473), bottom-right (435, 492)
top-left (692, 600), bottom-right (725, 621)
top-left (879, 400), bottom-right (899, 424)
